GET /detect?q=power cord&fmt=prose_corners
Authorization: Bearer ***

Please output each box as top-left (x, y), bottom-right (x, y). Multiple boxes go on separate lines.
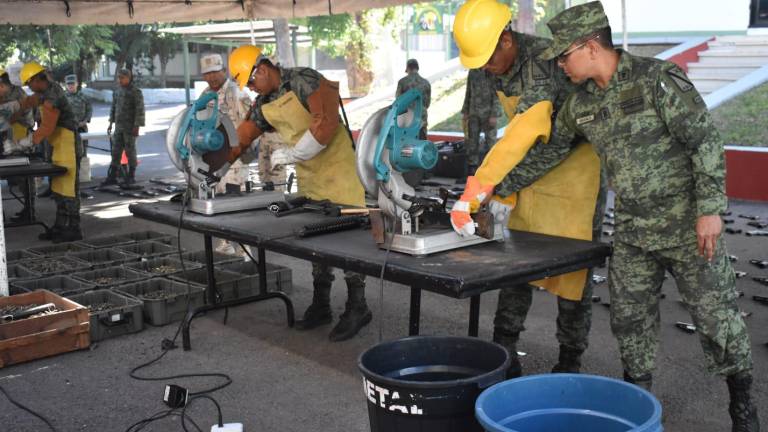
top-left (0, 384), bottom-right (58, 431)
top-left (126, 180), bottom-right (232, 431)
top-left (181, 395), bottom-right (223, 432)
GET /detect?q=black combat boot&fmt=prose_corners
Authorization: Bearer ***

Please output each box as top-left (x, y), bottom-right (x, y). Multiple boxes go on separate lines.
top-left (623, 370), bottom-right (653, 392)
top-left (727, 371), bottom-right (760, 432)
top-left (329, 281), bottom-right (371, 342)
top-left (123, 166), bottom-right (136, 185)
top-left (100, 165), bottom-right (119, 186)
top-left (54, 225), bottom-right (83, 243)
top-left (39, 210), bottom-right (67, 241)
top-left (493, 328), bottom-right (522, 379)
top-left (551, 345), bottom-right (584, 374)
top-left (295, 280), bottom-right (332, 330)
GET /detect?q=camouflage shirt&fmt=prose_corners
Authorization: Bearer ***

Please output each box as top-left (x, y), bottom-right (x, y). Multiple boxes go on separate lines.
top-left (109, 83), bottom-right (145, 130)
top-left (248, 67), bottom-right (324, 132)
top-left (40, 83), bottom-right (77, 131)
top-left (554, 50), bottom-right (727, 250)
top-left (0, 100), bottom-right (20, 132)
top-left (65, 90), bottom-right (92, 126)
top-left (461, 68), bottom-right (500, 120)
top-left (203, 78), bottom-right (252, 128)
top-left (396, 71), bottom-right (431, 127)
top-left (495, 31), bottom-right (580, 196)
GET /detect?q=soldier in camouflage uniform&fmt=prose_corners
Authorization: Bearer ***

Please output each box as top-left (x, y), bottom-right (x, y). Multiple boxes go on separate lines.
top-left (225, 48), bottom-right (370, 342)
top-left (452, 0), bottom-right (605, 379)
top-left (461, 68), bottom-right (500, 167)
top-left (64, 74), bottom-right (92, 152)
top-left (542, 3), bottom-right (758, 430)
top-left (19, 62), bottom-right (82, 242)
top-left (104, 68), bottom-right (144, 186)
top-left (395, 59), bottom-right (431, 139)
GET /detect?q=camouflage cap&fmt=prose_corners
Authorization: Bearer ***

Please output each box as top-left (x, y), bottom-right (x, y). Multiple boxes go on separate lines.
top-left (64, 74), bottom-right (77, 84)
top-left (406, 58), bottom-right (419, 71)
top-left (540, 1), bottom-right (610, 61)
top-left (117, 68), bottom-right (132, 77)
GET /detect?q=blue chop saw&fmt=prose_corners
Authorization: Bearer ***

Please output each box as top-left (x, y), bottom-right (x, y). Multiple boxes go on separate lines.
top-left (356, 89), bottom-right (504, 256)
top-left (166, 91), bottom-right (285, 215)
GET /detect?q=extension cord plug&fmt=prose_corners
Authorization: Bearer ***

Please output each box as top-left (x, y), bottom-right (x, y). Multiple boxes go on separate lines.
top-left (211, 423), bottom-right (243, 432)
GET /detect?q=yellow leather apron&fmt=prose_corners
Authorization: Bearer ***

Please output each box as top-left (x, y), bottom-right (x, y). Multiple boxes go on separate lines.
top-left (497, 92), bottom-right (601, 301)
top-left (260, 91), bottom-right (365, 207)
top-left (49, 126), bottom-right (77, 198)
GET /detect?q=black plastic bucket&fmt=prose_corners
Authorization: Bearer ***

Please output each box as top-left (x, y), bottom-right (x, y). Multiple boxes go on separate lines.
top-left (358, 336), bottom-right (510, 432)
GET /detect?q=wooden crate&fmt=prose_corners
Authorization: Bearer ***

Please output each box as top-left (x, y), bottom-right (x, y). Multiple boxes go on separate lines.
top-left (0, 290), bottom-right (90, 368)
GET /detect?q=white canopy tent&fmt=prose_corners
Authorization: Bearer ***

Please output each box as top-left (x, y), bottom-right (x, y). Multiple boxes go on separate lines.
top-left (0, 0), bottom-right (419, 24)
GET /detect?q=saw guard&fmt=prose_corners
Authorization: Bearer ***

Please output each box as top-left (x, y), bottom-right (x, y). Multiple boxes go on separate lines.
top-left (165, 102), bottom-right (240, 190)
top-left (356, 106), bottom-right (418, 220)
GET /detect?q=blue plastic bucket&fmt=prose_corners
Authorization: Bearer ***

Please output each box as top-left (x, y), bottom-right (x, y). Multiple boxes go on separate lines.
top-left (476, 374), bottom-right (662, 432)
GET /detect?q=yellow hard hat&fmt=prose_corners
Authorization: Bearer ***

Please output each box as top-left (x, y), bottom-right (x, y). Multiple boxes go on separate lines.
top-left (228, 45), bottom-right (263, 90)
top-left (453, 0), bottom-right (512, 69)
top-left (20, 62), bottom-right (46, 85)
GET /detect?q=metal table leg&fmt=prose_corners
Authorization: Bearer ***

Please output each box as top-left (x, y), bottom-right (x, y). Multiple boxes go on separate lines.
top-left (181, 240), bottom-right (295, 351)
top-left (468, 294), bottom-right (480, 337)
top-left (409, 286), bottom-right (421, 336)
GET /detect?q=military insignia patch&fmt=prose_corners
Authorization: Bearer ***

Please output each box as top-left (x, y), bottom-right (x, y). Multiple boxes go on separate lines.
top-left (576, 114), bottom-right (595, 125)
top-left (667, 69), bottom-right (694, 92)
top-left (620, 96), bottom-right (644, 114)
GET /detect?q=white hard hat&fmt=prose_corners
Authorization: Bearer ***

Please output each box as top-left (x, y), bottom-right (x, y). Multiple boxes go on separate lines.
top-left (200, 53), bottom-right (224, 74)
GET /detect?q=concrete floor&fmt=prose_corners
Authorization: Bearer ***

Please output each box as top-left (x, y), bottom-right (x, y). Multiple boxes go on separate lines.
top-left (0, 103), bottom-right (766, 431)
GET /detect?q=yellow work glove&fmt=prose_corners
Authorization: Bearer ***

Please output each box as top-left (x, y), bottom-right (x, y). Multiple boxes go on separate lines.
top-left (450, 175), bottom-right (495, 237)
top-left (474, 100), bottom-right (553, 186)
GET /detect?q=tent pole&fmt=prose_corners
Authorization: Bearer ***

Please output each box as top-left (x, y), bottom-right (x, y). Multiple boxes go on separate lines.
top-left (183, 38), bottom-right (191, 105)
top-left (0, 186), bottom-right (7, 297)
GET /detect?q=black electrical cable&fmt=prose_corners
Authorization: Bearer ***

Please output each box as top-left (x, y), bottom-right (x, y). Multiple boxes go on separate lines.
top-left (126, 177), bottom-right (232, 431)
top-left (129, 187), bottom-right (232, 396)
top-left (377, 212), bottom-right (396, 343)
top-left (181, 395), bottom-right (223, 432)
top-left (0, 385), bottom-right (58, 431)
top-left (125, 407), bottom-right (203, 432)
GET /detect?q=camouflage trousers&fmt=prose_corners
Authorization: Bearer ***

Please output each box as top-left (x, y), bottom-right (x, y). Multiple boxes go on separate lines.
top-left (610, 238), bottom-right (753, 378)
top-left (53, 158), bottom-right (81, 230)
top-left (465, 116), bottom-right (497, 166)
top-left (311, 263), bottom-right (367, 306)
top-left (257, 132), bottom-right (287, 187)
top-left (494, 176), bottom-right (607, 352)
top-left (111, 128), bottom-right (137, 168)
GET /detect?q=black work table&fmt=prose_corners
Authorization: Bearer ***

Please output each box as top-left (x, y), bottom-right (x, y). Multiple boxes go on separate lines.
top-left (130, 201), bottom-right (611, 346)
top-left (0, 160), bottom-right (67, 232)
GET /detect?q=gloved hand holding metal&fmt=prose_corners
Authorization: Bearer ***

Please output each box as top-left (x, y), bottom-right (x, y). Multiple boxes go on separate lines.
top-left (2, 139), bottom-right (18, 155)
top-left (487, 194), bottom-right (517, 227)
top-left (16, 135), bottom-right (34, 150)
top-left (270, 129), bottom-right (325, 169)
top-left (450, 175), bottom-right (495, 237)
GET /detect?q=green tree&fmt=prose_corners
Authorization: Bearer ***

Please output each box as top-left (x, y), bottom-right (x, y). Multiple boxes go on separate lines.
top-left (146, 25), bottom-right (181, 87)
top-left (74, 26), bottom-right (117, 85)
top-left (301, 7), bottom-right (398, 97)
top-left (111, 24), bottom-right (152, 76)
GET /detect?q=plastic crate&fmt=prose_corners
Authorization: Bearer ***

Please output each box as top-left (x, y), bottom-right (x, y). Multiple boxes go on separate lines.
top-left (12, 275), bottom-right (96, 297)
top-left (7, 263), bottom-right (41, 281)
top-left (117, 241), bottom-right (179, 260)
top-left (70, 248), bottom-right (138, 269)
top-left (6, 249), bottom-right (39, 263)
top-left (153, 236), bottom-right (181, 249)
top-left (17, 256), bottom-right (91, 276)
top-left (168, 268), bottom-right (253, 302)
top-left (182, 250), bottom-right (245, 266)
top-left (220, 261), bottom-right (293, 296)
top-left (67, 290), bottom-right (144, 342)
top-left (71, 266), bottom-right (149, 289)
top-left (28, 242), bottom-right (91, 257)
top-left (77, 235), bottom-right (134, 249)
top-left (123, 230), bottom-right (173, 243)
top-left (115, 279), bottom-right (204, 326)
top-left (124, 256), bottom-right (203, 277)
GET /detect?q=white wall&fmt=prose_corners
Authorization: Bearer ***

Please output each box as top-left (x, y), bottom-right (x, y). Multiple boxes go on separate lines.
top-left (600, 0), bottom-right (750, 33)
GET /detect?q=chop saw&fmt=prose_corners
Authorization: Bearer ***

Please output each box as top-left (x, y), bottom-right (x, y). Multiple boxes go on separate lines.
top-left (356, 89), bottom-right (504, 256)
top-left (166, 91), bottom-right (286, 215)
